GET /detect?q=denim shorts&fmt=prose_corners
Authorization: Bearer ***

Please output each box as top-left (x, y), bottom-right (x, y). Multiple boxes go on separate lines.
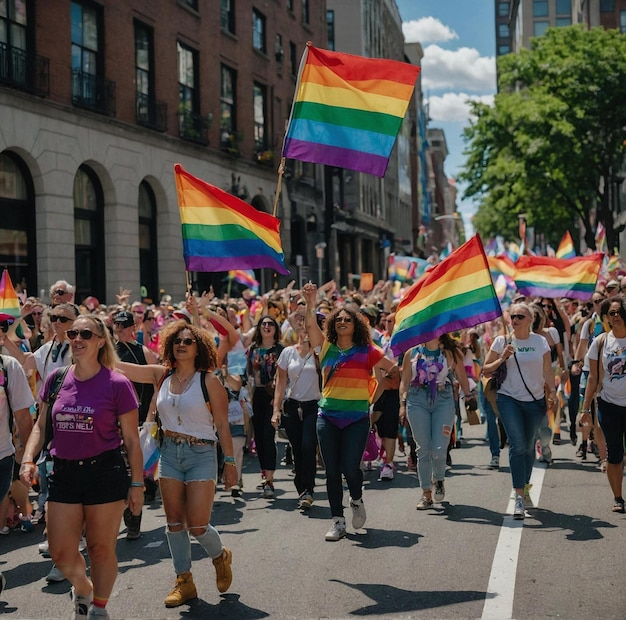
top-left (48, 449), bottom-right (129, 505)
top-left (159, 437), bottom-right (217, 483)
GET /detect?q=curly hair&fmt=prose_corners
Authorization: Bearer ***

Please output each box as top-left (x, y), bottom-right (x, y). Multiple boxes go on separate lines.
top-left (325, 307), bottom-right (372, 346)
top-left (159, 319), bottom-right (217, 371)
top-left (251, 315), bottom-right (281, 347)
top-left (601, 295), bottom-right (626, 322)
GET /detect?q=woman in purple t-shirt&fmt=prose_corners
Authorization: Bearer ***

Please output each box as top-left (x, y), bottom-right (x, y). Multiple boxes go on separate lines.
top-left (20, 314), bottom-right (142, 620)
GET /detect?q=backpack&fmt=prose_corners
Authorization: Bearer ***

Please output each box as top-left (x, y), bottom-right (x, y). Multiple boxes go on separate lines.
top-left (42, 365), bottom-right (71, 449)
top-left (0, 355), bottom-right (13, 433)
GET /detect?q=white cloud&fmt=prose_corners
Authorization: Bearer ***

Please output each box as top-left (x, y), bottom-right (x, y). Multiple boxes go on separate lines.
top-left (402, 17), bottom-right (458, 44)
top-left (422, 45), bottom-right (496, 92)
top-left (427, 92), bottom-right (494, 123)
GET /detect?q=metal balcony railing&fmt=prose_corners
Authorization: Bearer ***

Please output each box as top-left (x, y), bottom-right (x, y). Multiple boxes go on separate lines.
top-left (0, 42), bottom-right (49, 96)
top-left (71, 69), bottom-right (116, 116)
top-left (178, 110), bottom-right (209, 145)
top-left (136, 92), bottom-right (168, 132)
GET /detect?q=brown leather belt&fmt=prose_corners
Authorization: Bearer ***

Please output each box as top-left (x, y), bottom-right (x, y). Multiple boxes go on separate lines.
top-left (162, 429), bottom-right (215, 446)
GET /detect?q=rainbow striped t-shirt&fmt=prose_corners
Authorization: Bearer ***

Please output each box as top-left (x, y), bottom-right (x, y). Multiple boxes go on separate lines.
top-left (318, 340), bottom-right (384, 427)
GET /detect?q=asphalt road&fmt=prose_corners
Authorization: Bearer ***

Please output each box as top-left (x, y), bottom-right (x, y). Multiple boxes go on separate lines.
top-left (1, 418), bottom-right (624, 620)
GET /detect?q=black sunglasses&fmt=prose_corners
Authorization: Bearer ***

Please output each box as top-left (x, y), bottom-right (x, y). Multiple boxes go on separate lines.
top-left (335, 317), bottom-right (353, 323)
top-left (173, 337), bottom-right (196, 345)
top-left (52, 289), bottom-right (68, 296)
top-left (67, 329), bottom-right (96, 340)
top-left (0, 321), bottom-right (10, 332)
top-left (608, 310), bottom-right (622, 317)
top-left (510, 314), bottom-right (528, 320)
top-left (260, 321), bottom-right (276, 327)
top-left (50, 315), bottom-right (72, 323)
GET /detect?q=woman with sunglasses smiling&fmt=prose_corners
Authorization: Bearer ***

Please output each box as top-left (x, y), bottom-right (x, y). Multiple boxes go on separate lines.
top-left (580, 296), bottom-right (626, 513)
top-left (246, 315), bottom-right (284, 498)
top-left (115, 319), bottom-right (236, 608)
top-left (302, 283), bottom-right (399, 541)
top-left (483, 303), bottom-right (555, 520)
top-left (20, 314), bottom-right (143, 619)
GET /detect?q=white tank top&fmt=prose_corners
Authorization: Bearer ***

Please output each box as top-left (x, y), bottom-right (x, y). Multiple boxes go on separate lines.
top-left (156, 372), bottom-right (217, 441)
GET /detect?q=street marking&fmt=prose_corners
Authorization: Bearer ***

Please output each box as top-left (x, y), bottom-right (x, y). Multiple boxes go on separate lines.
top-left (481, 464), bottom-right (546, 620)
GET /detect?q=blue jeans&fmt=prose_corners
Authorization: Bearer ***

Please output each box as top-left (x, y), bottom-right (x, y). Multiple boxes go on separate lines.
top-left (496, 393), bottom-right (546, 489)
top-left (479, 385), bottom-right (500, 457)
top-left (406, 385), bottom-right (456, 489)
top-left (316, 415), bottom-right (369, 517)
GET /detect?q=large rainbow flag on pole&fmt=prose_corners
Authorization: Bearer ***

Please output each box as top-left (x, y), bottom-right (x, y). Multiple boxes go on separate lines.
top-left (281, 44), bottom-right (420, 178)
top-left (390, 235), bottom-right (502, 356)
top-left (0, 269), bottom-right (21, 323)
top-left (514, 254), bottom-right (603, 300)
top-left (174, 164), bottom-right (289, 274)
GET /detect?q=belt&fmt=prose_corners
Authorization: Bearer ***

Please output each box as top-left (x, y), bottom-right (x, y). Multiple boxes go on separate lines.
top-left (414, 382), bottom-right (450, 392)
top-left (162, 429), bottom-right (215, 446)
top-left (53, 448), bottom-right (122, 467)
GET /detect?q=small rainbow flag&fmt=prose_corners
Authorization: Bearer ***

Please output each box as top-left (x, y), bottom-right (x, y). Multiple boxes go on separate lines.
top-left (487, 255), bottom-right (516, 279)
top-left (514, 254), bottom-right (603, 300)
top-left (0, 269), bottom-right (21, 323)
top-left (282, 44), bottom-right (420, 178)
top-left (595, 221), bottom-right (607, 254)
top-left (390, 235), bottom-right (502, 356)
top-left (228, 269), bottom-right (259, 292)
top-left (556, 231), bottom-right (576, 259)
top-left (175, 165), bottom-right (288, 274)
top-left (388, 255), bottom-right (428, 282)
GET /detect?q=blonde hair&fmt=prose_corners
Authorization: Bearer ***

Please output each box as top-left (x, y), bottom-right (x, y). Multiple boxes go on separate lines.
top-left (73, 315), bottom-right (120, 369)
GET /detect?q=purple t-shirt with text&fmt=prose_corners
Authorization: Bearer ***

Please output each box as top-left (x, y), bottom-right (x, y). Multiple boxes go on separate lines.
top-left (41, 366), bottom-right (138, 460)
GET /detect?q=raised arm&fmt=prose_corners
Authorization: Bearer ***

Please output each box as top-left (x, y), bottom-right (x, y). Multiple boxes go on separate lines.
top-left (302, 283), bottom-right (324, 349)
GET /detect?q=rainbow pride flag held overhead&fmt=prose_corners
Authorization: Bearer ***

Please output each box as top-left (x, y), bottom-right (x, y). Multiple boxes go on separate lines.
top-left (175, 165), bottom-right (289, 274)
top-left (0, 269), bottom-right (21, 323)
top-left (388, 255), bottom-right (428, 282)
top-left (487, 255), bottom-right (516, 279)
top-left (556, 231), bottom-right (576, 259)
top-left (282, 44), bottom-right (420, 178)
top-left (228, 269), bottom-right (259, 292)
top-left (390, 236), bottom-right (502, 356)
top-left (514, 254), bottom-right (603, 300)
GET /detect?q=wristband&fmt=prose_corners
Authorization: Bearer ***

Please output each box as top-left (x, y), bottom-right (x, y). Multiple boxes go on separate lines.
top-left (223, 456), bottom-right (236, 464)
top-left (21, 461), bottom-right (36, 467)
top-left (224, 461), bottom-right (237, 467)
top-left (130, 481), bottom-right (144, 488)
top-left (581, 409), bottom-right (592, 413)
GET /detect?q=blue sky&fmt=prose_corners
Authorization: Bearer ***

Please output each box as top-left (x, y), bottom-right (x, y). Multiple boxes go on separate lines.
top-left (396, 0), bottom-right (497, 235)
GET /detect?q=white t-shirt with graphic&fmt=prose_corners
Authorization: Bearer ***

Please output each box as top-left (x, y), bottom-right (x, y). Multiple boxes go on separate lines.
top-left (587, 332), bottom-right (626, 407)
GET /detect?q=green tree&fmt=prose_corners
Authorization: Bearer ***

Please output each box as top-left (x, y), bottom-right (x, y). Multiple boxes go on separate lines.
top-left (460, 26), bottom-right (626, 252)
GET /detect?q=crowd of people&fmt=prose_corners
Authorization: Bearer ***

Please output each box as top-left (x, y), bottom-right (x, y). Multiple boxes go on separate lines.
top-left (1, 273), bottom-right (625, 616)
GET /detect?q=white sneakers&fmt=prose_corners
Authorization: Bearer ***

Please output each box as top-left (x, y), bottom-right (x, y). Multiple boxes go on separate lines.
top-left (379, 463), bottom-right (394, 480)
top-left (325, 517), bottom-right (347, 541)
top-left (350, 498), bottom-right (367, 529)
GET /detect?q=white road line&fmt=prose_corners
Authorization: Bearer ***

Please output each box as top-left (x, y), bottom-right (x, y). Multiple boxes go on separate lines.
top-left (481, 463), bottom-right (547, 620)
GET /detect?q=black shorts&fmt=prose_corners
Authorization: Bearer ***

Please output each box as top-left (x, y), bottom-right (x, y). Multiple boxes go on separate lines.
top-left (372, 389), bottom-right (400, 439)
top-left (48, 448), bottom-right (129, 505)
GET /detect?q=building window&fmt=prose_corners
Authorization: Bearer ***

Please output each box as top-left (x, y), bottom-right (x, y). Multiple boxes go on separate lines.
top-left (287, 0), bottom-right (294, 11)
top-left (533, 21), bottom-right (549, 36)
top-left (74, 165), bottom-right (105, 303)
top-left (134, 21), bottom-right (165, 131)
top-left (600, 0), bottom-right (615, 11)
top-left (620, 10), bottom-right (626, 32)
top-left (138, 181), bottom-right (158, 303)
top-left (302, 0), bottom-right (309, 24)
top-left (498, 44), bottom-right (510, 55)
top-left (0, 151), bottom-right (36, 291)
top-left (556, 17), bottom-right (572, 26)
top-left (556, 0), bottom-right (571, 15)
top-left (181, 0), bottom-right (198, 10)
top-left (71, 1), bottom-right (108, 112)
top-left (220, 65), bottom-right (238, 152)
top-left (497, 2), bottom-right (510, 17)
top-left (498, 23), bottom-right (510, 38)
top-left (289, 41), bottom-right (297, 77)
top-left (275, 34), bottom-right (284, 64)
top-left (253, 82), bottom-right (267, 154)
top-left (327, 10), bottom-right (335, 50)
top-left (253, 9), bottom-right (266, 54)
top-left (0, 0), bottom-right (29, 85)
top-left (221, 0), bottom-right (235, 34)
top-left (177, 42), bottom-right (206, 143)
top-left (533, 1), bottom-right (548, 17)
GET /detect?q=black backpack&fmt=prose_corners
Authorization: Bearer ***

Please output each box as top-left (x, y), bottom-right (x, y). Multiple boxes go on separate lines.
top-left (0, 355), bottom-right (13, 433)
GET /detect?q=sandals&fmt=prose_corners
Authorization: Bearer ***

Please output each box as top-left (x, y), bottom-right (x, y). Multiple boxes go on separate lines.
top-left (612, 498), bottom-right (625, 513)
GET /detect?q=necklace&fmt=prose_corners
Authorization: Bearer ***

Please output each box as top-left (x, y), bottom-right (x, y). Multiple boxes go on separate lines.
top-left (171, 372), bottom-right (196, 424)
top-left (175, 370), bottom-right (194, 385)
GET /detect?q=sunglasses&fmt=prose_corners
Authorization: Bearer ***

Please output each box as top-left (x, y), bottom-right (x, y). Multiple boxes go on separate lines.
top-left (593, 299), bottom-right (605, 304)
top-left (144, 316), bottom-right (154, 321)
top-left (52, 289), bottom-right (68, 296)
top-left (510, 314), bottom-right (528, 321)
top-left (67, 329), bottom-right (96, 340)
top-left (173, 337), bottom-right (196, 345)
top-left (31, 310), bottom-right (43, 316)
top-left (260, 321), bottom-right (275, 327)
top-left (608, 310), bottom-right (622, 317)
top-left (335, 317), bottom-right (353, 323)
top-left (0, 321), bottom-right (10, 332)
top-left (50, 315), bottom-right (72, 323)
top-left (541, 305), bottom-right (553, 309)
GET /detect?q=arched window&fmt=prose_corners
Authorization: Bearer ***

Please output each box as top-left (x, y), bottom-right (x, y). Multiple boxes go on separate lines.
top-left (73, 165), bottom-right (104, 303)
top-left (138, 180), bottom-right (158, 303)
top-left (0, 152), bottom-right (36, 292)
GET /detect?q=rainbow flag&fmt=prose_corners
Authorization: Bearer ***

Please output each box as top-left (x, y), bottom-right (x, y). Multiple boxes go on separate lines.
top-left (388, 255), bottom-right (428, 282)
top-left (556, 231), bottom-right (576, 259)
top-left (175, 164), bottom-right (288, 274)
top-left (514, 254), bottom-right (603, 300)
top-left (595, 221), bottom-right (607, 254)
top-left (0, 269), bottom-right (21, 323)
top-left (282, 44), bottom-right (420, 178)
top-left (390, 235), bottom-right (502, 356)
top-left (487, 255), bottom-right (516, 279)
top-left (228, 269), bottom-right (259, 292)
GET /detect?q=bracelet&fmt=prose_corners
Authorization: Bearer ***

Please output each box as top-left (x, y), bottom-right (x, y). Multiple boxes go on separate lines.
top-left (130, 481), bottom-right (144, 488)
top-left (581, 409), bottom-right (592, 413)
top-left (223, 456), bottom-right (236, 464)
top-left (224, 461), bottom-right (237, 467)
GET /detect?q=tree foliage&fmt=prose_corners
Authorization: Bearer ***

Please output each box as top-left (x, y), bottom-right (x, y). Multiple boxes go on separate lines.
top-left (460, 26), bottom-right (626, 252)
